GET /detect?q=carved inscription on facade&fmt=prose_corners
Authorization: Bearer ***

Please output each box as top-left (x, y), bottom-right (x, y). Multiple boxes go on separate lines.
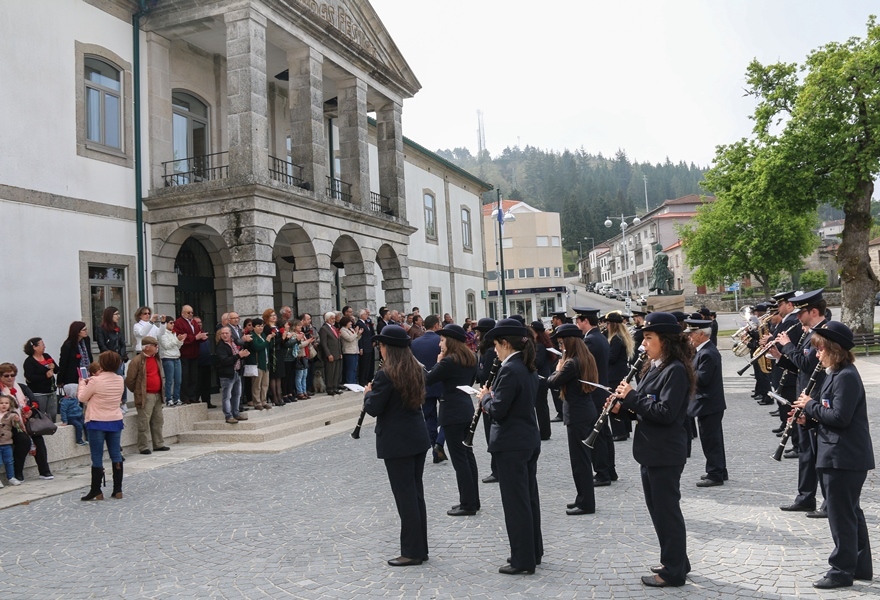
top-left (293, 0), bottom-right (379, 60)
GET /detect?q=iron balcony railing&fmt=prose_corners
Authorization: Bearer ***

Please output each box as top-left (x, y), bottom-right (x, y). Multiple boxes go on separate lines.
top-left (269, 155), bottom-right (310, 190)
top-left (162, 151), bottom-right (228, 186)
top-left (326, 176), bottom-right (352, 203)
top-left (370, 191), bottom-right (394, 216)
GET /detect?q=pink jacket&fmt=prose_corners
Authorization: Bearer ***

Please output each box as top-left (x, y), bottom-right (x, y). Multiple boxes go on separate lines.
top-left (77, 372), bottom-right (125, 423)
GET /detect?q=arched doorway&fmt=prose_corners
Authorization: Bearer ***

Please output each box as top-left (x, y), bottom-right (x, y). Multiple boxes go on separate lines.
top-left (175, 237), bottom-right (217, 334)
top-left (330, 235), bottom-right (367, 311)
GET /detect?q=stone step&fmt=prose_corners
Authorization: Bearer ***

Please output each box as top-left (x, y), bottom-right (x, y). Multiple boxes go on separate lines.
top-left (178, 401), bottom-right (364, 444)
top-left (193, 395), bottom-right (363, 431)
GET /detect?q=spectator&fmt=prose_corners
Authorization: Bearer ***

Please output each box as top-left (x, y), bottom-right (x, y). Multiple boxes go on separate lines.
top-left (158, 318), bottom-right (186, 407)
top-left (319, 312), bottom-right (343, 396)
top-left (125, 336), bottom-right (169, 455)
top-left (215, 326), bottom-right (250, 423)
top-left (57, 321), bottom-right (93, 388)
top-left (246, 318), bottom-right (273, 410)
top-left (132, 306), bottom-right (161, 353)
top-left (0, 363), bottom-right (53, 481)
top-left (0, 394), bottom-right (24, 486)
top-left (193, 316), bottom-right (216, 408)
top-left (95, 306), bottom-right (129, 406)
top-left (173, 305), bottom-right (208, 404)
top-left (59, 383), bottom-right (87, 445)
top-left (356, 309), bottom-right (376, 386)
top-left (23, 337), bottom-right (59, 423)
top-left (339, 315), bottom-right (362, 385)
top-left (262, 309), bottom-right (285, 407)
top-left (464, 319), bottom-right (478, 353)
top-left (78, 351), bottom-right (126, 501)
top-left (443, 313), bottom-right (454, 326)
top-left (291, 319), bottom-right (313, 400)
top-left (241, 318), bottom-right (256, 408)
top-left (299, 313), bottom-right (318, 396)
top-left (408, 315), bottom-right (426, 340)
top-left (281, 319), bottom-right (300, 404)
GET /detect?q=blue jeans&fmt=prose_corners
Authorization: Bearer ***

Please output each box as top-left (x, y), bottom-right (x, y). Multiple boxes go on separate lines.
top-left (295, 368), bottom-right (308, 395)
top-left (0, 444), bottom-right (14, 479)
top-left (87, 428), bottom-right (123, 467)
top-left (220, 373), bottom-right (242, 418)
top-left (343, 354), bottom-right (358, 384)
top-left (67, 415), bottom-right (85, 443)
top-left (162, 358), bottom-right (182, 402)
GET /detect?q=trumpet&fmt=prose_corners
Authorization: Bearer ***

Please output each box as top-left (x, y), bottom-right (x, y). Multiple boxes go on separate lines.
top-left (583, 350), bottom-right (647, 448)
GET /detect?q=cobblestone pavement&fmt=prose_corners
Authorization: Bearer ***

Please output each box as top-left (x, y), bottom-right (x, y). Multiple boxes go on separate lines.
top-left (1, 354), bottom-right (879, 599)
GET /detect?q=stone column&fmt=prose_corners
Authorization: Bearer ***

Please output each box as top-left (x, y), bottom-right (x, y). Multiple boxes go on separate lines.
top-left (381, 255), bottom-right (412, 308)
top-left (288, 47), bottom-right (326, 193)
top-left (376, 101), bottom-right (405, 219)
top-left (146, 32), bottom-right (172, 189)
top-left (225, 8), bottom-right (269, 183)
top-left (292, 252), bottom-right (335, 320)
top-left (337, 77), bottom-right (370, 209)
top-left (226, 221), bottom-right (276, 317)
top-left (342, 249), bottom-right (376, 311)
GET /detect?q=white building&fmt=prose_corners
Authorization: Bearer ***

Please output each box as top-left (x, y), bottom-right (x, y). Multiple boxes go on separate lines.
top-left (0, 0), bottom-right (488, 361)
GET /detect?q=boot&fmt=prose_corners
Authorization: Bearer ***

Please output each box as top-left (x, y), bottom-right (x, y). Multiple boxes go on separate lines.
top-left (81, 467), bottom-right (104, 501)
top-left (111, 461), bottom-right (123, 499)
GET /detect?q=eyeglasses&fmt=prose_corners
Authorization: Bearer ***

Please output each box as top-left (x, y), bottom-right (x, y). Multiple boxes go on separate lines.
top-left (1, 373), bottom-right (15, 378)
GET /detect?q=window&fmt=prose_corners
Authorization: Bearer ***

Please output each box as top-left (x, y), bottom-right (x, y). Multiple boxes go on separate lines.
top-left (502, 238), bottom-right (513, 249)
top-left (539, 267), bottom-right (550, 277)
top-left (429, 290), bottom-right (441, 316)
top-left (554, 267), bottom-right (562, 277)
top-left (85, 57), bottom-right (122, 149)
top-left (518, 268), bottom-right (534, 278)
top-left (536, 236), bottom-right (549, 247)
top-left (424, 193), bottom-right (436, 239)
top-left (466, 292), bottom-right (476, 321)
top-left (538, 297), bottom-right (556, 317)
top-left (172, 91), bottom-right (210, 182)
top-left (486, 271), bottom-right (498, 281)
top-left (505, 269), bottom-right (515, 280)
top-left (89, 265), bottom-right (127, 333)
top-left (551, 236), bottom-right (560, 246)
top-left (461, 208), bottom-right (472, 250)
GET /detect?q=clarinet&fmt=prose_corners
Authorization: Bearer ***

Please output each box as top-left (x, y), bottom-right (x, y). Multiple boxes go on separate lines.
top-left (771, 361), bottom-right (824, 461)
top-left (737, 322), bottom-right (800, 376)
top-left (351, 362), bottom-right (383, 440)
top-left (462, 358), bottom-right (501, 448)
top-left (583, 350), bottom-right (647, 448)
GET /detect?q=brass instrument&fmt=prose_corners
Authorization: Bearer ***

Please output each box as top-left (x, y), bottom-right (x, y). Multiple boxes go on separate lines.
top-left (730, 307), bottom-right (755, 357)
top-left (753, 312), bottom-right (774, 374)
top-left (736, 322), bottom-right (799, 376)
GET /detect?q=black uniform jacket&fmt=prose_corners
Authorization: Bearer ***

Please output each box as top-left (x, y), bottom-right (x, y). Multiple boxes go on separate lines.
top-left (803, 364), bottom-right (875, 471)
top-left (780, 319), bottom-right (826, 394)
top-left (607, 335), bottom-right (631, 387)
top-left (584, 328), bottom-right (610, 410)
top-left (477, 347), bottom-right (498, 386)
top-left (482, 353), bottom-right (540, 453)
top-left (535, 345), bottom-right (552, 380)
top-left (546, 357), bottom-right (597, 426)
top-left (773, 313), bottom-right (804, 378)
top-left (426, 356), bottom-right (476, 426)
top-left (620, 359), bottom-right (690, 467)
top-left (688, 341), bottom-right (725, 418)
top-left (412, 331), bottom-right (444, 398)
top-left (364, 370), bottom-right (431, 460)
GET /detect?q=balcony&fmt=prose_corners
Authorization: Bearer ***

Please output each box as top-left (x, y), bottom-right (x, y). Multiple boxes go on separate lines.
top-left (269, 155), bottom-right (310, 190)
top-left (162, 151), bottom-right (228, 186)
top-left (370, 191), bottom-right (394, 216)
top-left (326, 176), bottom-right (352, 203)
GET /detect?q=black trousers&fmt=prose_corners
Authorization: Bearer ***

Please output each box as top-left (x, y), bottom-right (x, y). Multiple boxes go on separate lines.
top-left (180, 357), bottom-right (199, 402)
top-left (550, 388), bottom-right (563, 417)
top-left (198, 363), bottom-right (213, 403)
top-left (794, 426), bottom-right (825, 509)
top-left (753, 363), bottom-right (771, 397)
top-left (535, 380), bottom-right (551, 440)
top-left (384, 453), bottom-right (428, 560)
top-left (482, 412), bottom-right (497, 477)
top-left (592, 420), bottom-right (616, 483)
top-left (494, 447), bottom-right (543, 570)
top-left (820, 468), bottom-right (872, 583)
top-left (566, 421), bottom-right (595, 512)
top-left (12, 431), bottom-right (51, 479)
top-left (696, 411), bottom-right (727, 482)
top-left (641, 463), bottom-right (690, 586)
top-left (358, 351), bottom-right (375, 386)
top-left (444, 422), bottom-right (480, 510)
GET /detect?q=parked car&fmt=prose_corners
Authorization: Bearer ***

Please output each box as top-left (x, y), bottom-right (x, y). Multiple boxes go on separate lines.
top-left (636, 294), bottom-right (648, 306)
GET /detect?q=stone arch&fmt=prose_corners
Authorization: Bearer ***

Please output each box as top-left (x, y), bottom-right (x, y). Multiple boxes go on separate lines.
top-left (151, 223), bottom-right (232, 320)
top-left (330, 235), bottom-right (371, 311)
top-left (376, 243), bottom-right (410, 310)
top-left (273, 223), bottom-right (319, 318)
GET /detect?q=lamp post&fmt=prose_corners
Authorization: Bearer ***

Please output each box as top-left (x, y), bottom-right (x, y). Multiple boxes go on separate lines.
top-left (605, 215), bottom-right (641, 313)
top-left (492, 194), bottom-right (516, 319)
top-left (584, 237), bottom-right (595, 285)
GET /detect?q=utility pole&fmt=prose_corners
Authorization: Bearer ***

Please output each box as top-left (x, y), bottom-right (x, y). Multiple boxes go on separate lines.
top-left (643, 174), bottom-right (649, 213)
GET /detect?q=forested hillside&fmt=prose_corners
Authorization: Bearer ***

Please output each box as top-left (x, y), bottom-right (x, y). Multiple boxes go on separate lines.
top-left (435, 146), bottom-right (708, 250)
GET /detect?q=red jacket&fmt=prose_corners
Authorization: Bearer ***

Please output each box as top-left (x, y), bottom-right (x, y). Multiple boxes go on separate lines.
top-left (173, 317), bottom-right (201, 359)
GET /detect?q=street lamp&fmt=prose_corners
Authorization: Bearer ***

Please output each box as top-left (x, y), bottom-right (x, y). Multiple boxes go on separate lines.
top-left (605, 215), bottom-right (641, 312)
top-left (492, 204), bottom-right (516, 319)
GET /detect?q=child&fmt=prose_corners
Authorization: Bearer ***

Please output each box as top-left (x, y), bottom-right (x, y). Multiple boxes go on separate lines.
top-left (0, 394), bottom-right (24, 486)
top-left (60, 383), bottom-right (87, 446)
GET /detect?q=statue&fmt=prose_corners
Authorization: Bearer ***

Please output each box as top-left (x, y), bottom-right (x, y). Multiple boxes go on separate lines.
top-left (649, 243), bottom-right (673, 294)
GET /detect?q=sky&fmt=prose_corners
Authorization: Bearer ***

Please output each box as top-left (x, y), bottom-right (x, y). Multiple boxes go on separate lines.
top-left (369, 0), bottom-right (877, 167)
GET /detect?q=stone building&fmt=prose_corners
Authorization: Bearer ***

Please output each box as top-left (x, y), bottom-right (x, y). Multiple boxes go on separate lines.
top-left (0, 0), bottom-right (489, 360)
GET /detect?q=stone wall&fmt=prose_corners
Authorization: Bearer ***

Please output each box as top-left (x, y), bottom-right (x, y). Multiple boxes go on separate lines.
top-left (689, 292), bottom-right (841, 313)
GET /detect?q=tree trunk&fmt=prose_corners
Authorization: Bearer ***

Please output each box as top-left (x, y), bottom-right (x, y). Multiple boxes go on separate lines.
top-left (839, 180), bottom-right (878, 333)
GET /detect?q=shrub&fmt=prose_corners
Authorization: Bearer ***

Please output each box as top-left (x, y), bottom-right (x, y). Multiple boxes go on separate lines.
top-left (799, 270), bottom-right (827, 291)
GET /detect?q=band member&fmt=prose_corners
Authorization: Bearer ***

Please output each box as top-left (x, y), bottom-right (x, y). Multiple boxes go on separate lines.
top-left (684, 319), bottom-right (727, 486)
top-left (426, 324), bottom-right (480, 516)
top-left (573, 307), bottom-right (614, 485)
top-left (792, 321), bottom-right (874, 589)
top-left (479, 319), bottom-right (543, 574)
top-left (548, 310), bottom-right (570, 421)
top-left (474, 318), bottom-right (499, 483)
top-left (411, 315), bottom-right (446, 464)
top-left (749, 304), bottom-right (772, 403)
top-left (547, 323), bottom-right (598, 515)
top-left (766, 292), bottom-right (804, 448)
top-left (610, 312), bottom-right (693, 587)
top-left (605, 311), bottom-right (635, 441)
top-left (530, 321), bottom-right (554, 441)
top-left (776, 289), bottom-right (827, 516)
top-left (630, 310), bottom-right (647, 351)
top-left (363, 325), bottom-right (430, 567)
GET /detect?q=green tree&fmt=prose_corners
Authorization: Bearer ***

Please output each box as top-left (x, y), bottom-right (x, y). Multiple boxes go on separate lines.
top-left (799, 270), bottom-right (828, 291)
top-left (732, 17), bottom-right (880, 331)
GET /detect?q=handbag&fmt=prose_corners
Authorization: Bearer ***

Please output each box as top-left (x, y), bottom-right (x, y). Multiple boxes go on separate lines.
top-left (243, 364), bottom-right (258, 378)
top-left (25, 407), bottom-right (57, 436)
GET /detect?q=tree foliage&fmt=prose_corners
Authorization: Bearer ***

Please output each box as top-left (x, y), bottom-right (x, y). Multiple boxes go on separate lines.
top-left (799, 270), bottom-right (828, 291)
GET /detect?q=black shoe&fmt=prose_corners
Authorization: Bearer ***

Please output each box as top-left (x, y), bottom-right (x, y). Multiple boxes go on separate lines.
top-left (207, 403), bottom-right (217, 409)
top-left (566, 502), bottom-right (577, 509)
top-left (507, 556), bottom-right (541, 566)
top-left (433, 444), bottom-right (448, 462)
top-left (387, 556), bottom-right (423, 567)
top-left (641, 574), bottom-right (680, 587)
top-left (482, 475), bottom-right (498, 484)
top-left (783, 449), bottom-right (799, 458)
top-left (701, 474), bottom-right (729, 481)
top-left (651, 565), bottom-right (664, 574)
top-left (813, 577), bottom-right (851, 589)
top-left (612, 435), bottom-right (628, 441)
top-left (780, 503), bottom-right (815, 512)
top-left (139, 449), bottom-right (152, 455)
top-left (594, 479), bottom-right (611, 487)
top-left (566, 507), bottom-right (595, 515)
top-left (154, 446), bottom-right (170, 451)
top-left (696, 479), bottom-right (723, 487)
top-left (447, 508), bottom-right (477, 516)
top-left (769, 410), bottom-right (780, 416)
top-left (806, 509), bottom-right (828, 519)
top-left (550, 415), bottom-right (563, 422)
top-left (772, 426), bottom-right (784, 433)
top-left (499, 565), bottom-right (534, 575)
top-left (757, 399), bottom-right (774, 405)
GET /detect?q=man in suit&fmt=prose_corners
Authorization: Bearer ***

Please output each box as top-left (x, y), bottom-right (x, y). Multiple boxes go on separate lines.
top-left (376, 307), bottom-right (389, 335)
top-left (764, 291), bottom-right (804, 457)
top-left (685, 319), bottom-right (728, 487)
top-left (573, 307), bottom-right (614, 485)
top-left (411, 315), bottom-right (446, 463)
top-left (356, 308), bottom-right (376, 385)
top-left (173, 305), bottom-right (208, 404)
top-left (775, 288), bottom-right (828, 516)
top-left (318, 311), bottom-right (343, 396)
